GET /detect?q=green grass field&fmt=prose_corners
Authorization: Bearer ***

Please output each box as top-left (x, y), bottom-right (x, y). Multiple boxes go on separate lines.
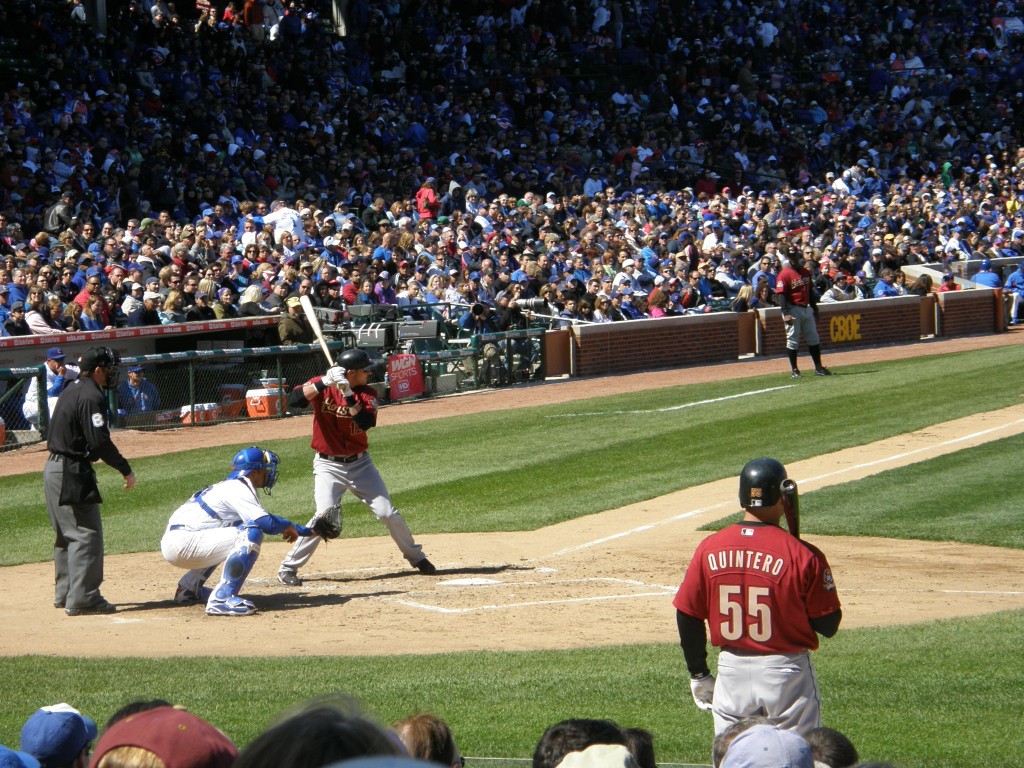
top-left (2, 346), bottom-right (1023, 767)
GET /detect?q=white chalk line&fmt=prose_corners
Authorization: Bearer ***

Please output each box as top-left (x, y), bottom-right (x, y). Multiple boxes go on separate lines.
top-left (547, 385), bottom-right (794, 418)
top-left (794, 417), bottom-right (1024, 487)
top-left (553, 502), bottom-right (733, 556)
top-left (384, 590), bottom-right (677, 614)
top-left (555, 414), bottom-right (1024, 557)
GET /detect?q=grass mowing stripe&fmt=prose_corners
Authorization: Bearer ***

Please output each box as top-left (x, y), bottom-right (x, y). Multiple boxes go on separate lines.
top-left (0, 610), bottom-right (1020, 768)
top-left (701, 432), bottom-right (1024, 549)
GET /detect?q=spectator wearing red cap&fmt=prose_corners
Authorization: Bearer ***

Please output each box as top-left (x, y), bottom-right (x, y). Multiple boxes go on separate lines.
top-left (88, 706), bottom-right (236, 768)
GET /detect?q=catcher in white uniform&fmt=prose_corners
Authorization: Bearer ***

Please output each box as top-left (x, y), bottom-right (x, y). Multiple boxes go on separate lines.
top-left (160, 447), bottom-right (313, 616)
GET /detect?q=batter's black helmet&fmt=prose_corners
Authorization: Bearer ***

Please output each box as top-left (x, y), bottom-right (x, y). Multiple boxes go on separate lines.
top-left (338, 348), bottom-right (373, 371)
top-left (739, 458), bottom-right (787, 508)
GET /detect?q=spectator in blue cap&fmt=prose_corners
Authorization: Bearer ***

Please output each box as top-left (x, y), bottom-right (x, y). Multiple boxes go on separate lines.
top-left (971, 258), bottom-right (1003, 289)
top-left (20, 704), bottom-right (97, 768)
top-left (22, 347), bottom-right (79, 431)
top-left (117, 365), bottom-right (161, 417)
top-left (1003, 262), bottom-right (1024, 325)
top-left (0, 746), bottom-right (39, 768)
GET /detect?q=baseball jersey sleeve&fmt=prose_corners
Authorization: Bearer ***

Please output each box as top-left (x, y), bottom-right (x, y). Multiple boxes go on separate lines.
top-left (799, 541), bottom-right (842, 621)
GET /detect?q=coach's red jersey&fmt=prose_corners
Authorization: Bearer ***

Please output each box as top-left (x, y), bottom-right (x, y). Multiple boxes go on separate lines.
top-left (306, 379), bottom-right (377, 456)
top-left (673, 522), bottom-right (840, 654)
top-left (775, 264), bottom-right (813, 306)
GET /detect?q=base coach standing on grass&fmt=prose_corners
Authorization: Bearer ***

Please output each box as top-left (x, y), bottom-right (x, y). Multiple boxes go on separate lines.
top-left (775, 254), bottom-right (831, 378)
top-left (44, 346), bottom-right (136, 616)
top-left (673, 458), bottom-right (841, 737)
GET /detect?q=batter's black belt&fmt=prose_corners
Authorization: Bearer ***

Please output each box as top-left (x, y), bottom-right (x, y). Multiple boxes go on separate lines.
top-left (317, 452), bottom-right (366, 464)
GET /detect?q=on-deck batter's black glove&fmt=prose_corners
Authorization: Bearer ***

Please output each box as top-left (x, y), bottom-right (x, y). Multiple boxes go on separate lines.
top-left (311, 504), bottom-right (343, 540)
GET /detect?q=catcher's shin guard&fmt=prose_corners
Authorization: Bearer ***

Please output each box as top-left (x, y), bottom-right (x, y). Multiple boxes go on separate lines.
top-left (208, 525), bottom-right (264, 606)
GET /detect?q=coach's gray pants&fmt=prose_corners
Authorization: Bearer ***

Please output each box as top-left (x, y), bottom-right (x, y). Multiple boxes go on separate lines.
top-left (44, 460), bottom-right (105, 609)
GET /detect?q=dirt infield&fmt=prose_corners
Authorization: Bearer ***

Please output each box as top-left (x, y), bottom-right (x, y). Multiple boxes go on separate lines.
top-left (4, 333), bottom-right (1023, 658)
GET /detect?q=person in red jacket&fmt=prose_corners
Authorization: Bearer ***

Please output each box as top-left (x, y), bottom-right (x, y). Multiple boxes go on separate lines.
top-left (415, 178), bottom-right (441, 222)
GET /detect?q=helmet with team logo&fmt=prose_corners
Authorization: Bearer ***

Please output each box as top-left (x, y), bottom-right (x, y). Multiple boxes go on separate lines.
top-left (338, 348), bottom-right (374, 371)
top-left (228, 446), bottom-right (279, 490)
top-left (738, 457), bottom-right (787, 508)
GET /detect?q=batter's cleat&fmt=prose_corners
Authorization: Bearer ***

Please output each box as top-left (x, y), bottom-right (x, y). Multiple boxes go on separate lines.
top-left (65, 600), bottom-right (116, 616)
top-left (414, 557), bottom-right (437, 575)
top-left (791, 369), bottom-right (801, 378)
top-left (277, 571), bottom-right (302, 587)
top-left (815, 367), bottom-right (832, 376)
top-left (206, 596), bottom-right (257, 616)
top-left (54, 599), bottom-right (64, 609)
top-left (174, 585), bottom-right (213, 605)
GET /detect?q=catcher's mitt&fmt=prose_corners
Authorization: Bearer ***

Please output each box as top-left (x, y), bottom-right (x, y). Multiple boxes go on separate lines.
top-left (311, 504), bottom-right (343, 540)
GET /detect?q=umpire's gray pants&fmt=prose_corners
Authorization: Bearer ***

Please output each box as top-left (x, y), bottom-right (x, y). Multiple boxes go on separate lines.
top-left (44, 459), bottom-right (105, 610)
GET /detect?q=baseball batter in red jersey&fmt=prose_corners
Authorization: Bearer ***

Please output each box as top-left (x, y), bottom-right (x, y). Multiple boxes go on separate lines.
top-left (673, 458), bottom-right (841, 736)
top-left (775, 253), bottom-right (831, 378)
top-left (278, 347), bottom-right (436, 586)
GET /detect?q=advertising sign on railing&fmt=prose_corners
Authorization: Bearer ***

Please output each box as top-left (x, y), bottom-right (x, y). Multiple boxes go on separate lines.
top-left (388, 354), bottom-right (424, 401)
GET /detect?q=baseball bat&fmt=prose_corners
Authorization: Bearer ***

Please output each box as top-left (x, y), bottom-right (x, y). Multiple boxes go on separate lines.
top-left (780, 478), bottom-right (800, 539)
top-left (299, 294), bottom-right (335, 366)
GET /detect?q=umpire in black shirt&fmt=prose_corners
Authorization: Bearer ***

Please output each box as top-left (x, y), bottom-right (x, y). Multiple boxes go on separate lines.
top-left (45, 346), bottom-right (137, 616)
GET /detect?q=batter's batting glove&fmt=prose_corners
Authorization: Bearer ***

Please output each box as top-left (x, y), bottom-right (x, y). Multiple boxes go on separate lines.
top-left (689, 673), bottom-right (715, 711)
top-left (323, 366), bottom-right (347, 387)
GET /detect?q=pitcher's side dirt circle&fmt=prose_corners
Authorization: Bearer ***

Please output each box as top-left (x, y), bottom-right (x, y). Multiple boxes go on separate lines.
top-left (4, 334), bottom-right (1024, 658)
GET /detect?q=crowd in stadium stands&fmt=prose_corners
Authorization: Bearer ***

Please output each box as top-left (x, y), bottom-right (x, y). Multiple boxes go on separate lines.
top-left (3, 0), bottom-right (1024, 338)
top-left (5, 698), bottom-right (881, 768)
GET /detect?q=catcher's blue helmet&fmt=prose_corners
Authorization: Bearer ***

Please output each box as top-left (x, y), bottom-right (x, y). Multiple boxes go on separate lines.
top-left (228, 446), bottom-right (279, 489)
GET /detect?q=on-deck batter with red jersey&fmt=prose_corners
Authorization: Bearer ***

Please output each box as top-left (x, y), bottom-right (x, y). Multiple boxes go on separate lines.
top-left (673, 458), bottom-right (841, 737)
top-left (278, 348), bottom-right (436, 585)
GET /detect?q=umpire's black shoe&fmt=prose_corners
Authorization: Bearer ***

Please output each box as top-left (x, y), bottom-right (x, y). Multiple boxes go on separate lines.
top-left (65, 600), bottom-right (116, 616)
top-left (414, 558), bottom-right (437, 575)
top-left (791, 369), bottom-right (801, 378)
top-left (277, 571), bottom-right (303, 587)
top-left (815, 367), bottom-right (832, 376)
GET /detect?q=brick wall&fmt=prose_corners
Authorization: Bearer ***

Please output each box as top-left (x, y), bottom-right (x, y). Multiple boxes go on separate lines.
top-left (572, 314), bottom-right (739, 376)
top-left (937, 289), bottom-right (999, 336)
top-left (757, 297), bottom-right (923, 356)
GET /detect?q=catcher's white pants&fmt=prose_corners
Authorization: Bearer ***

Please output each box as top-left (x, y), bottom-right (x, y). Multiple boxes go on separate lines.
top-left (161, 526), bottom-right (241, 594)
top-left (712, 649), bottom-right (822, 737)
top-left (279, 453), bottom-right (423, 573)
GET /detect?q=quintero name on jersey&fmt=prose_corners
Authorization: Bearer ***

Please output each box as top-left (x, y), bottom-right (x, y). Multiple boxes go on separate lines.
top-left (707, 548), bottom-right (786, 575)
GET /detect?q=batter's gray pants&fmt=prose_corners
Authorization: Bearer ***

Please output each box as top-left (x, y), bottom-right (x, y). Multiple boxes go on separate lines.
top-left (280, 453), bottom-right (424, 574)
